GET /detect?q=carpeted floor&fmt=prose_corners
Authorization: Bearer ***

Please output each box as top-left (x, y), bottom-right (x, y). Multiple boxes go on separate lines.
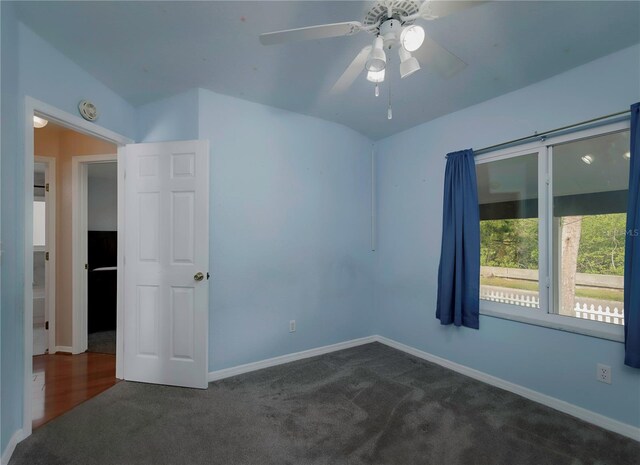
top-left (10, 342), bottom-right (640, 464)
top-left (87, 330), bottom-right (116, 355)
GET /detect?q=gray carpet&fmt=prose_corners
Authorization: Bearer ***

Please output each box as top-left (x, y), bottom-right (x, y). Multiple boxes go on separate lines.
top-left (10, 342), bottom-right (639, 464)
top-left (87, 330), bottom-right (116, 355)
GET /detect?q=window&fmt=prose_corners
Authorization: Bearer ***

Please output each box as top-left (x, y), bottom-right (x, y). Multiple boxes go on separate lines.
top-left (552, 131), bottom-right (629, 326)
top-left (477, 152), bottom-right (540, 308)
top-left (476, 122), bottom-right (630, 339)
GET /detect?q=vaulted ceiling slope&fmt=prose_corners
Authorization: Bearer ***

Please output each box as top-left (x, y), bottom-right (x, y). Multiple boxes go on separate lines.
top-left (15, 1), bottom-right (640, 140)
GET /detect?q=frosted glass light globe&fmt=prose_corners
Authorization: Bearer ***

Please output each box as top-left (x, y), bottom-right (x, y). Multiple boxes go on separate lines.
top-left (401, 25), bottom-right (425, 52)
top-left (367, 69), bottom-right (385, 83)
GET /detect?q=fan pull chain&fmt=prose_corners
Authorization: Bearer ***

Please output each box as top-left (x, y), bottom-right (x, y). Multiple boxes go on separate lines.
top-left (387, 76), bottom-right (392, 120)
top-left (375, 84), bottom-right (380, 97)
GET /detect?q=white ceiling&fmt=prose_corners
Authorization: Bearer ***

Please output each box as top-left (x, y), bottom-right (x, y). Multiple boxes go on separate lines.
top-left (14, 1), bottom-right (640, 140)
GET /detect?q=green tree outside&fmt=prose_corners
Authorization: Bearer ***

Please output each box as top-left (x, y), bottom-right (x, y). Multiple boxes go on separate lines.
top-left (480, 213), bottom-right (626, 276)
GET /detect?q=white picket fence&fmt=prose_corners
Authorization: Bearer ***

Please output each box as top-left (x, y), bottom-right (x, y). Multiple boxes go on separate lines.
top-left (574, 303), bottom-right (624, 325)
top-left (480, 289), bottom-right (624, 325)
top-left (481, 289), bottom-right (540, 307)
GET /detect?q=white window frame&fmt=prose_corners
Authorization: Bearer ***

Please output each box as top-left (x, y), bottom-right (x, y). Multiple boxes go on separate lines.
top-left (476, 120), bottom-right (630, 342)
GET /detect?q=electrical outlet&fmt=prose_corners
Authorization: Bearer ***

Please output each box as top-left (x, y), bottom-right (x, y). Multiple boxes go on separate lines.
top-left (289, 320), bottom-right (296, 333)
top-left (596, 363), bottom-right (611, 384)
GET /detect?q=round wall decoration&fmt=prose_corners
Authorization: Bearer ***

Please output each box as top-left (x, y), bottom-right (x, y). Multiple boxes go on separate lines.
top-left (78, 100), bottom-right (99, 122)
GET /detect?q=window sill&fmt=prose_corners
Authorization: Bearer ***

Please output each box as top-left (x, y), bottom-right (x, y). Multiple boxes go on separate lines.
top-left (480, 301), bottom-right (624, 343)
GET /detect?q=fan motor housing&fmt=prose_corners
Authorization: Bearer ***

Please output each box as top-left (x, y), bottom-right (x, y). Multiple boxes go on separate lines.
top-left (363, 0), bottom-right (420, 34)
top-left (379, 18), bottom-right (402, 48)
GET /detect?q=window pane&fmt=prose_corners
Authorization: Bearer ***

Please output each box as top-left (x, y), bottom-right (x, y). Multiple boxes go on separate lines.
top-left (477, 153), bottom-right (539, 308)
top-left (552, 130), bottom-right (629, 326)
top-left (33, 200), bottom-right (46, 247)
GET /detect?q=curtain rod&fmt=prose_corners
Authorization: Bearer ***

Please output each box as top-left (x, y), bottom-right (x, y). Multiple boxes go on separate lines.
top-left (469, 109), bottom-right (631, 157)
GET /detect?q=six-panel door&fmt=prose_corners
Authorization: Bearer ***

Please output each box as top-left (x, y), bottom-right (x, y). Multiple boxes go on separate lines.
top-left (124, 140), bottom-right (209, 389)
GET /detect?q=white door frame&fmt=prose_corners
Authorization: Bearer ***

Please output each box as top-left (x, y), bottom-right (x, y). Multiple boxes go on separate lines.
top-left (23, 96), bottom-right (133, 440)
top-left (71, 154), bottom-right (118, 355)
top-left (34, 156), bottom-right (57, 354)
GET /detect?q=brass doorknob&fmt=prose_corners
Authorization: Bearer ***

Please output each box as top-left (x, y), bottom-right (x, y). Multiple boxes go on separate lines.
top-left (194, 272), bottom-right (204, 282)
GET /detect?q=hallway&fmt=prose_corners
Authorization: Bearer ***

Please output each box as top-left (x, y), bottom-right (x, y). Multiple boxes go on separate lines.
top-left (32, 353), bottom-right (118, 429)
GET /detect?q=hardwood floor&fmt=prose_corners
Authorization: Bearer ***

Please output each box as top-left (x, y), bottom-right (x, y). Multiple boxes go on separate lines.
top-left (32, 352), bottom-right (118, 429)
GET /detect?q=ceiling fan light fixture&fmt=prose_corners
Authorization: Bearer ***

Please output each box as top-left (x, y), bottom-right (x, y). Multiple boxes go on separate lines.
top-left (367, 69), bottom-right (385, 83)
top-left (33, 115), bottom-right (48, 128)
top-left (365, 36), bottom-right (386, 72)
top-left (400, 24), bottom-right (425, 52)
top-left (399, 47), bottom-right (420, 78)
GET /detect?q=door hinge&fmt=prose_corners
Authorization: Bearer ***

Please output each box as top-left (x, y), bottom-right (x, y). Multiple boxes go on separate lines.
top-left (45, 183), bottom-right (50, 192)
top-left (85, 263), bottom-right (88, 270)
top-left (45, 251), bottom-right (49, 261)
top-left (45, 321), bottom-right (49, 330)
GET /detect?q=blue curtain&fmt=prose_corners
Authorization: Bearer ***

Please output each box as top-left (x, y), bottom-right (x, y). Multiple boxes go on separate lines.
top-left (625, 103), bottom-right (640, 368)
top-left (436, 149), bottom-right (481, 329)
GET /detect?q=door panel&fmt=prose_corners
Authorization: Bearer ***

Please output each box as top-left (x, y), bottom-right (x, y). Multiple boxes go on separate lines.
top-left (33, 161), bottom-right (50, 356)
top-left (124, 140), bottom-right (209, 389)
top-left (137, 285), bottom-right (160, 357)
top-left (139, 193), bottom-right (160, 261)
top-left (170, 287), bottom-right (195, 360)
top-left (171, 192), bottom-right (195, 263)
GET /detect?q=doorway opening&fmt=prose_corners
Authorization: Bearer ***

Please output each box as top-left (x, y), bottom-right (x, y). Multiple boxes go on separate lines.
top-left (24, 97), bottom-right (209, 444)
top-left (85, 161), bottom-right (119, 355)
top-left (31, 117), bottom-right (120, 430)
top-left (32, 157), bottom-right (55, 357)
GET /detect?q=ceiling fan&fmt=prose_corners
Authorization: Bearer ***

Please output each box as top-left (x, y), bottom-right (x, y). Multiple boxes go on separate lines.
top-left (260, 1), bottom-right (482, 97)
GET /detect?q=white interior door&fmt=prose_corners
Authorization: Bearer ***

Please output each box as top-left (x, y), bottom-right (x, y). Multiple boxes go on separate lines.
top-left (33, 162), bottom-right (49, 355)
top-left (123, 140), bottom-right (209, 389)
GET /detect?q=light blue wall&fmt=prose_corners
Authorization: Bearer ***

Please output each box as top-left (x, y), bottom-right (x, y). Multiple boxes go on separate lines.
top-left (1, 1), bottom-right (20, 453)
top-left (17, 23), bottom-right (136, 139)
top-left (137, 89), bottom-right (375, 371)
top-left (372, 44), bottom-right (640, 428)
top-left (1, 20), bottom-right (136, 451)
top-left (198, 89), bottom-right (374, 370)
top-left (136, 89), bottom-right (199, 142)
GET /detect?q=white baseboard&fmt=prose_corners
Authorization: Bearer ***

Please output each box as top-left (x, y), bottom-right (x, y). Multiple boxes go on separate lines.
top-left (208, 336), bottom-right (377, 382)
top-left (53, 345), bottom-right (73, 354)
top-left (374, 335), bottom-right (640, 442)
top-left (1, 429), bottom-right (23, 465)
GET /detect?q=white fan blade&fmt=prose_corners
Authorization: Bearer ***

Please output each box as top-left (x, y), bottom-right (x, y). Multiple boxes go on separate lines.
top-left (420, 1), bottom-right (486, 20)
top-left (260, 21), bottom-right (363, 45)
top-left (330, 46), bottom-right (372, 94)
top-left (413, 34), bottom-right (466, 79)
